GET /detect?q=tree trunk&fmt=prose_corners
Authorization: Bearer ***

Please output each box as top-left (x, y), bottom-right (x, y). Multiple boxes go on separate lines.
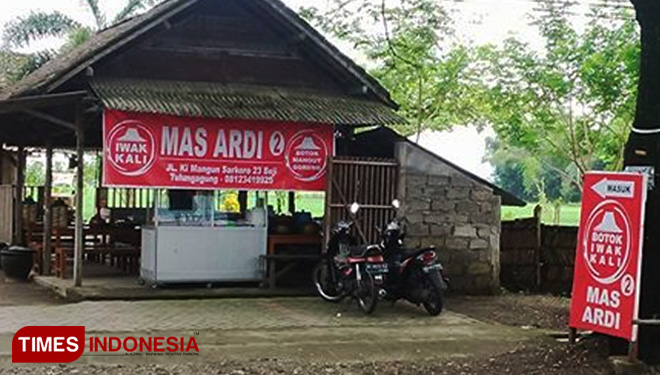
top-left (625, 0), bottom-right (660, 364)
top-left (630, 0), bottom-right (660, 131)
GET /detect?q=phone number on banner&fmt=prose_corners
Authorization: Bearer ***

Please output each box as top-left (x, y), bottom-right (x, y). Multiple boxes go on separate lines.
top-left (224, 175), bottom-right (275, 185)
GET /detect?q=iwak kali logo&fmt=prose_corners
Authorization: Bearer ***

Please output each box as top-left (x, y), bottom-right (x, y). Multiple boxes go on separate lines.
top-left (12, 326), bottom-right (199, 363)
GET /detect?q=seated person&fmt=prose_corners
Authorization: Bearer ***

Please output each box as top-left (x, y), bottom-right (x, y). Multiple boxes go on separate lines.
top-left (89, 199), bottom-right (111, 226)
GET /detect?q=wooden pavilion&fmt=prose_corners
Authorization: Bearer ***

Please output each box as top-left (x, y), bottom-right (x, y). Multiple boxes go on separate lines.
top-left (0, 0), bottom-right (402, 286)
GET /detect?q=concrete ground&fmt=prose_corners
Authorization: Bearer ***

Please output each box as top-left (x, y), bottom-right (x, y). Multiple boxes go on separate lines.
top-left (33, 263), bottom-right (313, 301)
top-left (0, 292), bottom-right (544, 366)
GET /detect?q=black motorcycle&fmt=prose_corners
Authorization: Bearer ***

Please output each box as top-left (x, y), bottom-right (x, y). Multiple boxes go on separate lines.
top-left (378, 200), bottom-right (448, 316)
top-left (313, 203), bottom-right (384, 315)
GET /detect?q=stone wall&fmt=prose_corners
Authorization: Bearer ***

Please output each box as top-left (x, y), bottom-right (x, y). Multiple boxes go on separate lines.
top-left (395, 142), bottom-right (501, 294)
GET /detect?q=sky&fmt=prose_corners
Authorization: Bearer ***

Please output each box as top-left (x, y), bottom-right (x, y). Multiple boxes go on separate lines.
top-left (0, 0), bottom-right (601, 181)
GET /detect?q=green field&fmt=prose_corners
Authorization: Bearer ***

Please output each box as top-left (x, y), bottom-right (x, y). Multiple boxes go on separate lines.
top-left (501, 203), bottom-right (581, 226)
top-left (293, 192), bottom-right (325, 217)
top-left (75, 187), bottom-right (581, 227)
top-left (296, 194), bottom-right (583, 227)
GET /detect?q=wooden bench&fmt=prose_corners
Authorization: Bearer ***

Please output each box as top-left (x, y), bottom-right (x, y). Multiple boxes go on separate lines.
top-left (260, 254), bottom-right (321, 289)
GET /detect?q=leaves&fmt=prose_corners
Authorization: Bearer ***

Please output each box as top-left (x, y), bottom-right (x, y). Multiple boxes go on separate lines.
top-left (83, 0), bottom-right (106, 30)
top-left (301, 0), bottom-right (484, 136)
top-left (1, 0), bottom-right (164, 82)
top-left (2, 11), bottom-right (81, 49)
top-left (485, 2), bottom-right (639, 197)
top-left (113, 0), bottom-right (157, 26)
top-left (60, 26), bottom-right (94, 54)
top-left (303, 1), bottom-right (638, 202)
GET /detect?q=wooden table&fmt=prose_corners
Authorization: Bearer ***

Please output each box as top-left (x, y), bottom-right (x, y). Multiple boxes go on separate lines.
top-left (260, 254), bottom-right (321, 289)
top-left (267, 234), bottom-right (322, 255)
top-left (32, 226), bottom-right (140, 275)
top-left (262, 234), bottom-right (323, 289)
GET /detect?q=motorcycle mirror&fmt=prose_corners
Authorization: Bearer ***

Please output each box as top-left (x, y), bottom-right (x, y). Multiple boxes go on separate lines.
top-left (392, 199), bottom-right (401, 209)
top-left (349, 202), bottom-right (360, 214)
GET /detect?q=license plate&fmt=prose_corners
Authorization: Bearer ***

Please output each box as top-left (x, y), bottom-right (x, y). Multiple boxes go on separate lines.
top-left (366, 263), bottom-right (389, 274)
top-left (423, 264), bottom-right (443, 273)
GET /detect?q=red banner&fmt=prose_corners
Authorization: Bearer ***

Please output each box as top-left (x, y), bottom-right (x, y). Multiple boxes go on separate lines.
top-left (103, 110), bottom-right (334, 191)
top-left (569, 172), bottom-right (647, 341)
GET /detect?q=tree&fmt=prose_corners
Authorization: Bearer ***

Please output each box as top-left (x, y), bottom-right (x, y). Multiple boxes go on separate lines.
top-left (25, 159), bottom-right (45, 187)
top-left (2, 0), bottom-right (161, 82)
top-left (300, 0), bottom-right (486, 137)
top-left (480, 1), bottom-right (639, 190)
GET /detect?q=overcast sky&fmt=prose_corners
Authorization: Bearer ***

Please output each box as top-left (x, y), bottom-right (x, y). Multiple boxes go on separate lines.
top-left (0, 0), bottom-right (594, 180)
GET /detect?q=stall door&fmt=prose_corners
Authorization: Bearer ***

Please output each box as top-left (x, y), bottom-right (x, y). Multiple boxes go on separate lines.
top-left (324, 157), bottom-right (399, 245)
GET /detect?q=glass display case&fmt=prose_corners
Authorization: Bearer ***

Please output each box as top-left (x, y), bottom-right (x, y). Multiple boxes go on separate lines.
top-left (141, 189), bottom-right (268, 285)
top-left (152, 190), bottom-right (263, 228)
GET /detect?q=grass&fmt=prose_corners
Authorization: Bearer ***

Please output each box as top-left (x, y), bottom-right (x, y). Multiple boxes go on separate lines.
top-left (294, 192), bottom-right (325, 217)
top-left (501, 203), bottom-right (581, 226)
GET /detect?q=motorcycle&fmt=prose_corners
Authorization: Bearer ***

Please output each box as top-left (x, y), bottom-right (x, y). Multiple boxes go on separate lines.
top-left (378, 200), bottom-right (448, 316)
top-left (313, 202), bottom-right (386, 315)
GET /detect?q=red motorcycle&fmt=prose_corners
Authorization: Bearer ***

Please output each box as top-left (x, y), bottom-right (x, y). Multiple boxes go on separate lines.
top-left (313, 203), bottom-right (388, 315)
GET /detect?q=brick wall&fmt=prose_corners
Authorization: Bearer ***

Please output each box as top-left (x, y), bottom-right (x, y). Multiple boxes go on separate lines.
top-left (396, 142), bottom-right (501, 294)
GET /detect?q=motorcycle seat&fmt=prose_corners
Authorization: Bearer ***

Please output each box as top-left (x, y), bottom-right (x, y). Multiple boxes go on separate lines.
top-left (349, 244), bottom-right (381, 257)
top-left (401, 248), bottom-right (433, 261)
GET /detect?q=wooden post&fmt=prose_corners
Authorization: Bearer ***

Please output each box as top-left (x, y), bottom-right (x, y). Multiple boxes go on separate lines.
top-left (533, 204), bottom-right (543, 292)
top-left (568, 327), bottom-right (577, 346)
top-left (628, 339), bottom-right (639, 362)
top-left (288, 191), bottom-right (295, 214)
top-left (42, 145), bottom-right (53, 275)
top-left (73, 107), bottom-right (84, 287)
top-left (14, 146), bottom-right (25, 245)
top-left (323, 157), bottom-right (334, 249)
top-left (238, 191), bottom-right (248, 213)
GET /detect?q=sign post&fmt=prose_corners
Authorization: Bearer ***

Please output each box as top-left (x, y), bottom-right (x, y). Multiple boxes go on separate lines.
top-left (569, 172), bottom-right (647, 346)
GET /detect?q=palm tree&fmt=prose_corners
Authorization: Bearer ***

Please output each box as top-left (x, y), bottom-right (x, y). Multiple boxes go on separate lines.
top-left (1, 0), bottom-right (161, 82)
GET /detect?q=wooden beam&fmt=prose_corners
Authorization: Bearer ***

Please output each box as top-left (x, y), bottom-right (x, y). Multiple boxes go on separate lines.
top-left (73, 106), bottom-right (84, 287)
top-left (14, 146), bottom-right (25, 245)
top-left (22, 110), bottom-right (77, 131)
top-left (42, 145), bottom-right (53, 275)
top-left (0, 91), bottom-right (88, 114)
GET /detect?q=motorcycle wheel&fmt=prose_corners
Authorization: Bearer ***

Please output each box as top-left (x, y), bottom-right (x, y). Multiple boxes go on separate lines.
top-left (423, 279), bottom-right (444, 316)
top-left (355, 269), bottom-right (378, 315)
top-left (313, 259), bottom-right (345, 303)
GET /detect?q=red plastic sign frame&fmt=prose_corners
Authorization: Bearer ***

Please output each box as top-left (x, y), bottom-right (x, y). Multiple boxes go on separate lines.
top-left (569, 171), bottom-right (647, 341)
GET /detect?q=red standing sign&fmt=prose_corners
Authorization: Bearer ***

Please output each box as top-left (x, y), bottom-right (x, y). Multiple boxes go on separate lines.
top-left (103, 110), bottom-right (334, 191)
top-left (570, 171), bottom-right (647, 341)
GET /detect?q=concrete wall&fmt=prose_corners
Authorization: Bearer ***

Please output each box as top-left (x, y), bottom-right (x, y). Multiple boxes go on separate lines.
top-left (396, 142), bottom-right (501, 294)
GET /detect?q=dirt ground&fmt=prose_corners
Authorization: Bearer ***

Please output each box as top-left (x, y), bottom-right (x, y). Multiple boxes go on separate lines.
top-left (0, 272), bottom-right (62, 306)
top-left (449, 293), bottom-right (570, 331)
